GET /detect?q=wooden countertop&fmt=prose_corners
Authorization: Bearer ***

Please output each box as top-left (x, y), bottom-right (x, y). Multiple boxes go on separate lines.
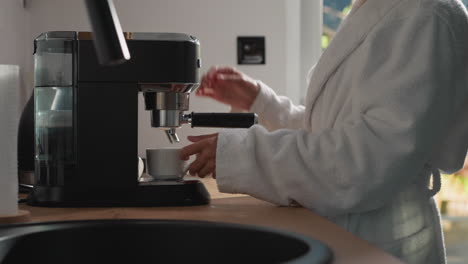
top-left (18, 178), bottom-right (402, 264)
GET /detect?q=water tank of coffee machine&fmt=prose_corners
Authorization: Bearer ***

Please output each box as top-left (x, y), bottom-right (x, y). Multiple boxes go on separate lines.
top-left (34, 32), bottom-right (76, 187)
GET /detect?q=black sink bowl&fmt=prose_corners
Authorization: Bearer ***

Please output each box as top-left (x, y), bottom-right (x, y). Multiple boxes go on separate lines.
top-left (0, 220), bottom-right (332, 264)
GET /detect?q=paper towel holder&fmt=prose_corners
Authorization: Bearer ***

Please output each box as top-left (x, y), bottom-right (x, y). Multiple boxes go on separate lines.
top-left (0, 64), bottom-right (31, 224)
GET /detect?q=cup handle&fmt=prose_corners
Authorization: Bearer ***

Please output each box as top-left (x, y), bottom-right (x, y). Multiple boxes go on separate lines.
top-left (138, 157), bottom-right (145, 180)
top-left (182, 164), bottom-right (190, 178)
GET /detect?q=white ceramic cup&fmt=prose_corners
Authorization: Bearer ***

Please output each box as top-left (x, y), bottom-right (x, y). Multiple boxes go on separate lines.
top-left (146, 148), bottom-right (187, 181)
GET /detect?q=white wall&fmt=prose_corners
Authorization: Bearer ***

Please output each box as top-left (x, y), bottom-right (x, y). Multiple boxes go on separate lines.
top-left (27, 0), bottom-right (289, 91)
top-left (285, 0), bottom-right (302, 105)
top-left (301, 0), bottom-right (323, 103)
top-left (24, 0), bottom-right (321, 156)
top-left (285, 0), bottom-right (322, 104)
top-left (0, 0), bottom-right (27, 68)
top-left (0, 0), bottom-right (30, 110)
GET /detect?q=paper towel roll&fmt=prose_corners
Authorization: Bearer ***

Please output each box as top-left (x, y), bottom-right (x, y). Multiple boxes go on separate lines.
top-left (0, 65), bottom-right (20, 216)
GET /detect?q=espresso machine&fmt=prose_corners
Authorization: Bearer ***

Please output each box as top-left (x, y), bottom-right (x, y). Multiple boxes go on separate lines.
top-left (27, 31), bottom-right (257, 207)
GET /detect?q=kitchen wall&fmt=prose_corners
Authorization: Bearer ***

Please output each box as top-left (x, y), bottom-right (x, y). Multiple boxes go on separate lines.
top-left (0, 0), bottom-right (30, 112)
top-left (22, 0), bottom-right (321, 156)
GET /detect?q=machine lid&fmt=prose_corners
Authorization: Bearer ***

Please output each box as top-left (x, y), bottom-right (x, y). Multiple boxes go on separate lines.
top-left (34, 32), bottom-right (77, 55)
top-left (35, 31), bottom-right (77, 41)
top-left (130, 32), bottom-right (199, 43)
top-left (77, 31), bottom-right (199, 44)
top-left (35, 31), bottom-right (199, 43)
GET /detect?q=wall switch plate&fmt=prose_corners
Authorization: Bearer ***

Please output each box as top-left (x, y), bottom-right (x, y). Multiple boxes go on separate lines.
top-left (237, 36), bottom-right (266, 65)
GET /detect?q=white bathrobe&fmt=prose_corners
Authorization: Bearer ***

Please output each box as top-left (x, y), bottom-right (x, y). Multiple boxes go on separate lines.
top-left (215, 0), bottom-right (468, 263)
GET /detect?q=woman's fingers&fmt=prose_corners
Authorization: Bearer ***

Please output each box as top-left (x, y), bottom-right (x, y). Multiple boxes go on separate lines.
top-left (180, 142), bottom-right (204, 160)
top-left (197, 71), bottom-right (222, 98)
top-left (197, 66), bottom-right (256, 109)
top-left (181, 134), bottom-right (218, 159)
top-left (187, 133), bottom-right (218, 143)
top-left (200, 88), bottom-right (216, 96)
top-left (207, 66), bottom-right (240, 81)
top-left (214, 66), bottom-right (239, 75)
top-left (198, 161), bottom-right (215, 178)
top-left (180, 135), bottom-right (218, 178)
top-left (197, 88), bottom-right (216, 98)
top-left (188, 153), bottom-right (209, 177)
top-left (207, 67), bottom-right (219, 79)
top-left (216, 74), bottom-right (244, 84)
top-left (198, 66), bottom-right (241, 92)
top-left (197, 75), bottom-right (210, 96)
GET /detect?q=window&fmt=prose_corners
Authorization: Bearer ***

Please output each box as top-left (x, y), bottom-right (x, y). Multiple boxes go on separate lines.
top-left (322, 0), bottom-right (468, 50)
top-left (322, 0), bottom-right (352, 49)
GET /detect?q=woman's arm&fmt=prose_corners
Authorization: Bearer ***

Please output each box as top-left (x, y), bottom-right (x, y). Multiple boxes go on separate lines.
top-left (248, 81), bottom-right (306, 131)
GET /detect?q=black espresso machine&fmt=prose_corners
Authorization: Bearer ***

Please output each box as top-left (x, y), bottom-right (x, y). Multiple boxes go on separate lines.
top-left (27, 31), bottom-right (257, 207)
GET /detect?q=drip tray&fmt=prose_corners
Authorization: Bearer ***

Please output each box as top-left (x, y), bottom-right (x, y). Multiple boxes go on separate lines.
top-left (0, 220), bottom-right (332, 264)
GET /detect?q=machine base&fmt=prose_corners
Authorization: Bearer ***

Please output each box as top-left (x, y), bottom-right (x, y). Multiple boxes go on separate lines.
top-left (27, 180), bottom-right (210, 207)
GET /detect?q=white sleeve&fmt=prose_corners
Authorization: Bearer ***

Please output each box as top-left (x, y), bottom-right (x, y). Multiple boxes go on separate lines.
top-left (216, 11), bottom-right (467, 217)
top-left (248, 81), bottom-right (306, 131)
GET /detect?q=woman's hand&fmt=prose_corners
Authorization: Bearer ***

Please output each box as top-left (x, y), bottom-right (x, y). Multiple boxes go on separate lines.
top-left (180, 133), bottom-right (218, 178)
top-left (197, 66), bottom-right (260, 111)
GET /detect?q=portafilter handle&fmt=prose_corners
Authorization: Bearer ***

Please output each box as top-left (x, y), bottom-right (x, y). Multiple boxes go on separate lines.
top-left (186, 112), bottom-right (258, 128)
top-left (165, 112), bottom-right (258, 144)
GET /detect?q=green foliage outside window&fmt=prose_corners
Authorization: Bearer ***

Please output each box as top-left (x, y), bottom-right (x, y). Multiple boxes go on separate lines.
top-left (322, 3), bottom-right (352, 50)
